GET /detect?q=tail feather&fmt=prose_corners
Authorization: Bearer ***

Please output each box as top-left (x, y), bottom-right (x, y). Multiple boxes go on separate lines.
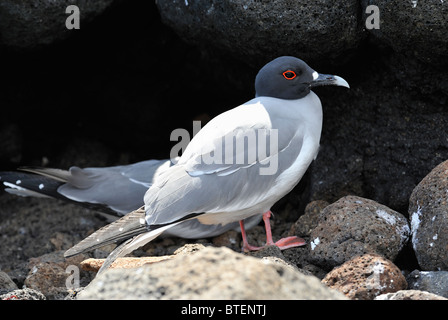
top-left (64, 207), bottom-right (148, 258)
top-left (0, 170), bottom-right (119, 216)
top-left (3, 186), bottom-right (52, 199)
top-left (65, 205), bottom-right (183, 273)
top-left (19, 167), bottom-right (71, 183)
top-left (97, 222), bottom-right (181, 274)
top-left (0, 171), bottom-right (65, 198)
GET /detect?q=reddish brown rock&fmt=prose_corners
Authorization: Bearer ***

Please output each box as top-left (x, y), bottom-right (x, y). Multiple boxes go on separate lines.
top-left (322, 253), bottom-right (407, 300)
top-left (81, 243), bottom-right (207, 272)
top-left (80, 256), bottom-right (174, 272)
top-left (24, 250), bottom-right (92, 300)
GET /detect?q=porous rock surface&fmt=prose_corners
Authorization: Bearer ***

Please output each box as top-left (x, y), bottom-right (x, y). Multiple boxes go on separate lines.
top-left (322, 253), bottom-right (407, 300)
top-left (306, 196), bottom-right (410, 269)
top-left (409, 159), bottom-right (448, 271)
top-left (156, 0), bottom-right (362, 66)
top-left (78, 246), bottom-right (347, 300)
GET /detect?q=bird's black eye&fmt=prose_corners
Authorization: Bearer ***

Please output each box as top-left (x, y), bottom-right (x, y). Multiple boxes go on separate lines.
top-left (282, 70), bottom-right (297, 80)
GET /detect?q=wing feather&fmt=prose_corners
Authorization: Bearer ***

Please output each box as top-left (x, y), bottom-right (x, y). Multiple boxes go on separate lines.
top-left (143, 98), bottom-right (305, 226)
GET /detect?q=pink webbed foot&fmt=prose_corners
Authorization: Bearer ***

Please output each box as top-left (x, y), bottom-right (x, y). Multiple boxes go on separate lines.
top-left (241, 242), bottom-right (263, 252)
top-left (239, 211), bottom-right (306, 252)
top-left (274, 236), bottom-right (306, 250)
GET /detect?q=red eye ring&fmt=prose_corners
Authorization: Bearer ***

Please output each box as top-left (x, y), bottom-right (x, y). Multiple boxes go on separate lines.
top-left (282, 70), bottom-right (297, 80)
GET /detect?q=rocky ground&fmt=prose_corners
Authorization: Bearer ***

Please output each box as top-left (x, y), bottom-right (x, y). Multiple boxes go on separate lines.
top-left (1, 159), bottom-right (448, 300)
top-left (1, 0), bottom-right (448, 301)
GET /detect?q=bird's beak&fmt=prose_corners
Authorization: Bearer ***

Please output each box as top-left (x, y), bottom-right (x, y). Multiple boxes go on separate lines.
top-left (310, 72), bottom-right (350, 89)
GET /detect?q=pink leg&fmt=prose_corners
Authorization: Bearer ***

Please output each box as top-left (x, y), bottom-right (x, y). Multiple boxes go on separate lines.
top-left (262, 210), bottom-right (275, 245)
top-left (240, 211), bottom-right (306, 252)
top-left (240, 220), bottom-right (262, 252)
top-left (263, 211), bottom-right (306, 250)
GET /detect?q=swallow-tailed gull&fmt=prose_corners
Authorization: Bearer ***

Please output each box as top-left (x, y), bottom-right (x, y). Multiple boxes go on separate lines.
top-left (62, 56), bottom-right (349, 273)
top-left (0, 161), bottom-right (261, 238)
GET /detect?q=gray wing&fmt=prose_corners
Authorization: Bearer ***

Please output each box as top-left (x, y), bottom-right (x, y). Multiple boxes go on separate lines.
top-left (144, 99), bottom-right (305, 226)
top-left (1, 160), bottom-right (171, 215)
top-left (58, 159), bottom-right (172, 214)
top-left (3, 159), bottom-right (262, 241)
top-left (178, 99), bottom-right (299, 176)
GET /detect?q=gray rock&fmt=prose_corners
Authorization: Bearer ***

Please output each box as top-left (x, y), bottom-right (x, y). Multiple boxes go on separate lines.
top-left (304, 1), bottom-right (448, 217)
top-left (0, 0), bottom-right (117, 48)
top-left (409, 160), bottom-right (448, 271)
top-left (78, 246), bottom-right (347, 299)
top-left (407, 270), bottom-right (448, 298)
top-left (156, 0), bottom-right (363, 66)
top-left (310, 59), bottom-right (448, 212)
top-left (307, 196), bottom-right (410, 269)
top-left (363, 0), bottom-right (448, 67)
top-left (246, 245), bottom-right (304, 274)
top-left (361, 1), bottom-right (448, 97)
top-left (0, 271), bottom-right (18, 294)
top-left (289, 200), bottom-right (330, 238)
top-left (375, 289), bottom-right (447, 300)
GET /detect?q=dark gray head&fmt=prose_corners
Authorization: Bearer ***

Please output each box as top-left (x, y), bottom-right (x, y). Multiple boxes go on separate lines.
top-left (255, 56), bottom-right (349, 100)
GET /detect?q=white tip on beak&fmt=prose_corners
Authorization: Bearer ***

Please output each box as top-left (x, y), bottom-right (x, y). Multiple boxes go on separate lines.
top-left (334, 75), bottom-right (350, 89)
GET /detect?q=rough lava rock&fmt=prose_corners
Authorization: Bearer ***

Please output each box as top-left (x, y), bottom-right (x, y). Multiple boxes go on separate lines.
top-left (310, 64), bottom-right (448, 213)
top-left (363, 0), bottom-right (448, 67)
top-left (407, 270), bottom-right (448, 298)
top-left (409, 159), bottom-right (448, 271)
top-left (0, 193), bottom-right (107, 295)
top-left (78, 246), bottom-right (347, 300)
top-left (322, 253), bottom-right (407, 300)
top-left (362, 1), bottom-right (448, 99)
top-left (0, 0), bottom-right (448, 301)
top-left (0, 0), bottom-right (118, 49)
top-left (0, 271), bottom-right (18, 294)
top-left (375, 289), bottom-right (447, 301)
top-left (288, 200), bottom-right (330, 237)
top-left (0, 288), bottom-right (46, 300)
top-left (306, 195), bottom-right (410, 269)
top-left (24, 251), bottom-right (93, 300)
top-left (156, 0), bottom-right (363, 66)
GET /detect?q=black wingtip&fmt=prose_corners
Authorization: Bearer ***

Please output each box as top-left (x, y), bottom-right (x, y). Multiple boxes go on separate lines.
top-left (0, 171), bottom-right (64, 196)
top-left (0, 170), bottom-right (121, 216)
